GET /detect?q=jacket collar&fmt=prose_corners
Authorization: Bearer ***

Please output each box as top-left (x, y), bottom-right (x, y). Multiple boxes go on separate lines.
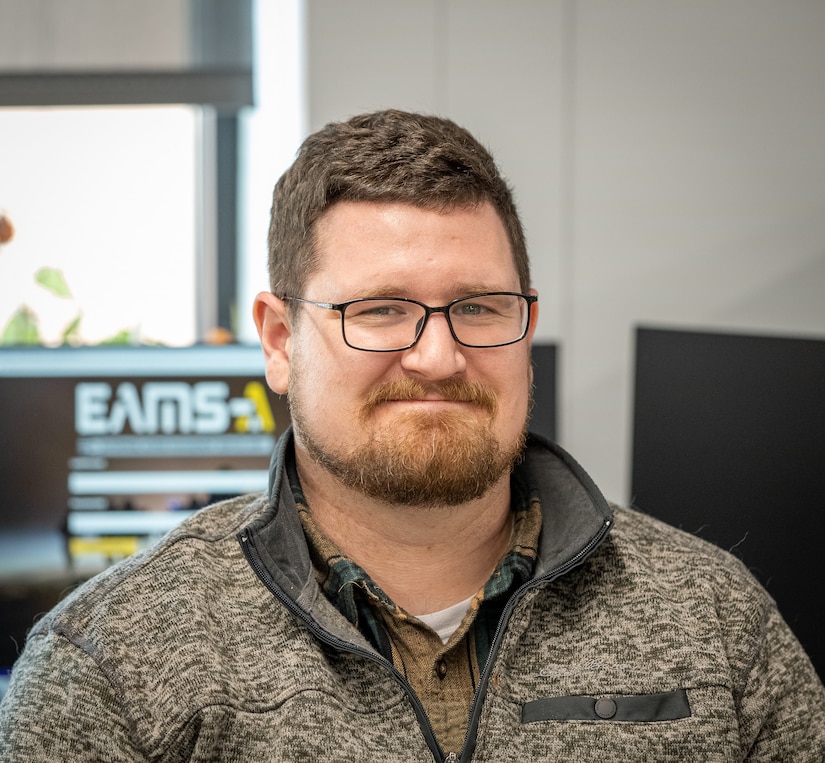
top-left (517, 432), bottom-right (614, 578)
top-left (245, 428), bottom-right (613, 619)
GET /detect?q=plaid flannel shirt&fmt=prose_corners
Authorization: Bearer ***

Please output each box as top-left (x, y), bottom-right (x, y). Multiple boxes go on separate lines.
top-left (289, 457), bottom-right (541, 754)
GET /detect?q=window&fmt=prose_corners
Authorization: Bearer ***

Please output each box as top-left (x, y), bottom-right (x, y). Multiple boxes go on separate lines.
top-left (0, 104), bottom-right (199, 345)
top-left (0, 0), bottom-right (305, 347)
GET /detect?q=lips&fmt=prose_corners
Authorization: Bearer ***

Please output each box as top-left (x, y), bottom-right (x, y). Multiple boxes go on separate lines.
top-left (361, 377), bottom-right (497, 416)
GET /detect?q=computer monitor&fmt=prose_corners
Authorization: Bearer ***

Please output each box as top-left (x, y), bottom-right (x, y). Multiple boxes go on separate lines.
top-left (529, 343), bottom-right (557, 443)
top-left (0, 345), bottom-right (290, 679)
top-left (631, 326), bottom-right (825, 680)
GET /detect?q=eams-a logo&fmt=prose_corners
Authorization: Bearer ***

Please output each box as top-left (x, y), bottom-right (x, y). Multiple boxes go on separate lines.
top-left (75, 381), bottom-right (275, 435)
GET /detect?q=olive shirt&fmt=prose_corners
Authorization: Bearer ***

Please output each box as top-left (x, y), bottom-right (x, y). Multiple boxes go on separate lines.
top-left (291, 458), bottom-right (542, 754)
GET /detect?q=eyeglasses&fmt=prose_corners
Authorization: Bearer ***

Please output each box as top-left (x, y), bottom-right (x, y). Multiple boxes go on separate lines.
top-left (284, 292), bottom-right (537, 352)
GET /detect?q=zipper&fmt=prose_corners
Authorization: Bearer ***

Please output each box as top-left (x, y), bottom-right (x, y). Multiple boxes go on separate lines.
top-left (239, 530), bottom-right (447, 762)
top-left (242, 515), bottom-right (612, 763)
top-left (454, 516), bottom-right (613, 762)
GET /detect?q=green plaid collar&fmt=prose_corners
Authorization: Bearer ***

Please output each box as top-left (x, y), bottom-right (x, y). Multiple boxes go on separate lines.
top-left (287, 452), bottom-right (541, 660)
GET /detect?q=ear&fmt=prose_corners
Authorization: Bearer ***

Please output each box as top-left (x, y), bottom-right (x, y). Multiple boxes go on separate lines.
top-left (253, 292), bottom-right (292, 395)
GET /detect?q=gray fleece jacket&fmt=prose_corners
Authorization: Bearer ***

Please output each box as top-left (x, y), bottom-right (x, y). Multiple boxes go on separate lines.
top-left (1, 432), bottom-right (823, 761)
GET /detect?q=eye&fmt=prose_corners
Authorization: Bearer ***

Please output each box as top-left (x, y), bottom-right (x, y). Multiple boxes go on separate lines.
top-left (346, 300), bottom-right (415, 322)
top-left (456, 295), bottom-right (512, 317)
top-left (452, 294), bottom-right (521, 323)
top-left (457, 301), bottom-right (488, 316)
top-left (361, 305), bottom-right (396, 316)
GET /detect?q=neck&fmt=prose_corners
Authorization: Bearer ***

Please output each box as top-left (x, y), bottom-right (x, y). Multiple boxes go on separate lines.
top-left (295, 448), bottom-right (514, 614)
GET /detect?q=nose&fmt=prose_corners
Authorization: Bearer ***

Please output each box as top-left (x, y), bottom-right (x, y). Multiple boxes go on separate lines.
top-left (399, 311), bottom-right (466, 379)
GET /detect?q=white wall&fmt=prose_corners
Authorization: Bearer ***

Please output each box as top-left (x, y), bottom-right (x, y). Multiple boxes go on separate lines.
top-left (304, 0), bottom-right (825, 503)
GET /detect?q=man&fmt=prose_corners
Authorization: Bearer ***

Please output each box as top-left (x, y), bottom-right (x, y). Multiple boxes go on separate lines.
top-left (1, 109), bottom-right (823, 760)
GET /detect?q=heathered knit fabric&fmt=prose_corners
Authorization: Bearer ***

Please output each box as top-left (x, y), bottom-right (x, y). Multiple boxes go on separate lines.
top-left (1, 434), bottom-right (823, 761)
top-left (296, 472), bottom-right (542, 755)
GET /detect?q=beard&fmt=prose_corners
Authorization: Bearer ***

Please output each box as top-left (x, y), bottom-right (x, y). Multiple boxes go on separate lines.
top-left (290, 376), bottom-right (529, 507)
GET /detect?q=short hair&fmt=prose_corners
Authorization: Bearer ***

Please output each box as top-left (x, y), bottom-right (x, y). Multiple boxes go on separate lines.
top-left (266, 109), bottom-right (529, 298)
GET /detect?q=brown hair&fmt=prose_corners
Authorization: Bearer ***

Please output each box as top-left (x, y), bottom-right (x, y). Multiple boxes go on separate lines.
top-left (267, 109), bottom-right (529, 298)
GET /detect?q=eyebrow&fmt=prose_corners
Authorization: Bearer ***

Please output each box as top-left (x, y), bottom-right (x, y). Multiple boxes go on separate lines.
top-left (353, 284), bottom-right (508, 301)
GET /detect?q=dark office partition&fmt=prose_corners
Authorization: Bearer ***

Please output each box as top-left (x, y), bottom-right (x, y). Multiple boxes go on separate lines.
top-left (631, 326), bottom-right (825, 679)
top-left (530, 343), bottom-right (558, 442)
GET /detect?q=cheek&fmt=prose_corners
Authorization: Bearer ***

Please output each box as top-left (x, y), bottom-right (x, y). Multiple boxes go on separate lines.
top-left (290, 347), bottom-right (390, 411)
top-left (490, 353), bottom-right (533, 419)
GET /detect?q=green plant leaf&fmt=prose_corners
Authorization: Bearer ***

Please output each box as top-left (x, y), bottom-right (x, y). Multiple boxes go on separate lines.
top-left (35, 267), bottom-right (72, 298)
top-left (60, 312), bottom-right (84, 345)
top-left (98, 328), bottom-right (136, 345)
top-left (1, 305), bottom-right (41, 345)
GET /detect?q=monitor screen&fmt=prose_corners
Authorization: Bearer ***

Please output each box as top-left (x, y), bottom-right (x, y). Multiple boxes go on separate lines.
top-left (631, 326), bottom-right (825, 680)
top-left (0, 345), bottom-right (290, 680)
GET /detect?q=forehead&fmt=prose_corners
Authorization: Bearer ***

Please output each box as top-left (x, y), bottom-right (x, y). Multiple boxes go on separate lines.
top-left (309, 201), bottom-right (519, 297)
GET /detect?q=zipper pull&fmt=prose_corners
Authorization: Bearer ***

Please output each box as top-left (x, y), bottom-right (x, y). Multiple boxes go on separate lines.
top-left (444, 754), bottom-right (458, 762)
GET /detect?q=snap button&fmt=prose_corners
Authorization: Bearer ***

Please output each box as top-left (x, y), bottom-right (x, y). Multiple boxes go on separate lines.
top-left (594, 698), bottom-right (617, 719)
top-left (436, 659), bottom-right (448, 679)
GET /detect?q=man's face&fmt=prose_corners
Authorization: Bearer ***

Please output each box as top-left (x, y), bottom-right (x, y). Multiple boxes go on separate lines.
top-left (277, 200), bottom-right (536, 507)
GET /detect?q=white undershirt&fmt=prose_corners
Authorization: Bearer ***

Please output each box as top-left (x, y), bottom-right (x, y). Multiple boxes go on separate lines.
top-left (415, 595), bottom-right (475, 645)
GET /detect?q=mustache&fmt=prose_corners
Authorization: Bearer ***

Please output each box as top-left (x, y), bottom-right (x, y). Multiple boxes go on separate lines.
top-left (361, 378), bottom-right (498, 416)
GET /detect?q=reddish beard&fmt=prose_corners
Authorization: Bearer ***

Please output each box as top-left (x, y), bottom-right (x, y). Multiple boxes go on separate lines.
top-left (296, 377), bottom-right (527, 507)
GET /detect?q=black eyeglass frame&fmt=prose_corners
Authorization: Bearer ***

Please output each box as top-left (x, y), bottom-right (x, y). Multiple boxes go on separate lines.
top-left (283, 292), bottom-right (538, 352)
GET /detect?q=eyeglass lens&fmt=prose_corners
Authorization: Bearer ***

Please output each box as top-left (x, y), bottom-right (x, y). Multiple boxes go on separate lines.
top-left (341, 294), bottom-right (530, 350)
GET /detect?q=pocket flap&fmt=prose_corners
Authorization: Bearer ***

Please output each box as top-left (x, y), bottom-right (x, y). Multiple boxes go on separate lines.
top-left (522, 689), bottom-right (691, 723)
